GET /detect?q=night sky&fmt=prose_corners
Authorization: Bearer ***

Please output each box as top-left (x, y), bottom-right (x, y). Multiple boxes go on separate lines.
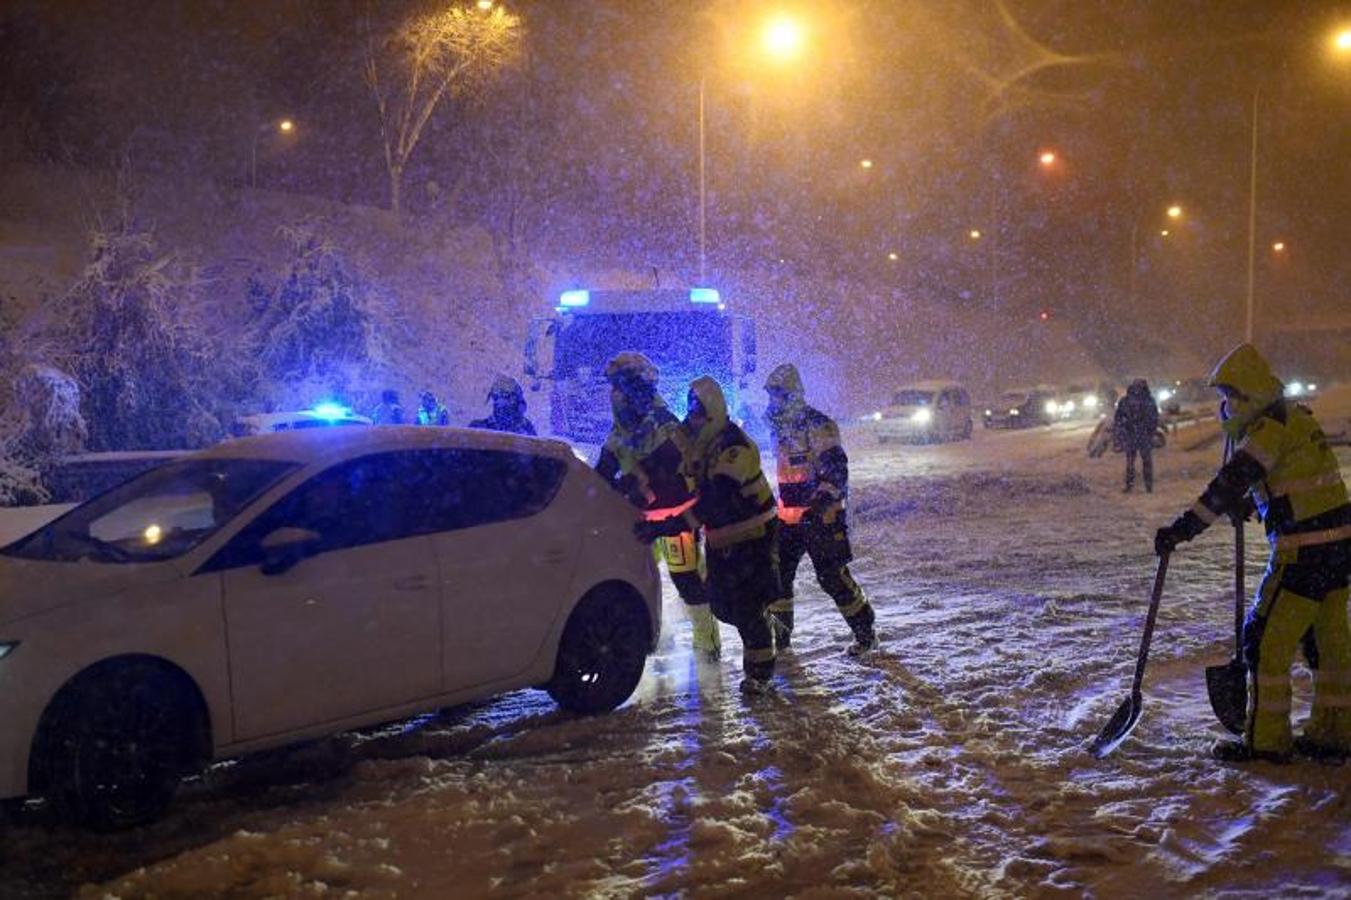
top-left (2, 0), bottom-right (1348, 347)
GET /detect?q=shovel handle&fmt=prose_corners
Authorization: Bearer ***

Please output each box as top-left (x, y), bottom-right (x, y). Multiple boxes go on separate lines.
top-left (1131, 552), bottom-right (1170, 695)
top-left (1234, 521), bottom-right (1245, 653)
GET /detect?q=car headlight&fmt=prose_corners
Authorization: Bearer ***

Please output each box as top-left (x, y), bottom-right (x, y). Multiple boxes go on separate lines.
top-left (871, 411), bottom-right (883, 422)
top-left (1010, 409), bottom-right (1020, 416)
top-left (984, 409), bottom-right (993, 416)
top-left (1063, 400), bottom-right (1075, 412)
top-left (0, 642), bottom-right (18, 661)
top-left (1157, 389), bottom-right (1173, 402)
top-left (911, 408), bottom-right (933, 425)
top-left (1286, 382), bottom-right (1304, 397)
top-left (1044, 401), bottom-right (1057, 414)
top-left (1083, 395), bottom-right (1099, 408)
top-left (1308, 383), bottom-right (1317, 392)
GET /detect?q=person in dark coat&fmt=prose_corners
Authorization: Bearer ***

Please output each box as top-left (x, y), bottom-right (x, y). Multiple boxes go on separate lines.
top-left (468, 375), bottom-right (536, 436)
top-left (1114, 378), bottom-right (1160, 492)
top-left (370, 389), bottom-right (405, 425)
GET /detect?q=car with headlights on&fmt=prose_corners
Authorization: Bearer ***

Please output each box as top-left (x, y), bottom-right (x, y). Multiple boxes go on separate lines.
top-left (982, 387), bottom-right (1056, 429)
top-left (1052, 382), bottom-right (1117, 420)
top-left (870, 381), bottom-right (973, 443)
top-left (0, 426), bottom-right (660, 828)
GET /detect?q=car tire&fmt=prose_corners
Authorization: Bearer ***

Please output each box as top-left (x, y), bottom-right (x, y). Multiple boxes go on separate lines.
top-left (547, 588), bottom-right (649, 715)
top-left (38, 661), bottom-right (203, 830)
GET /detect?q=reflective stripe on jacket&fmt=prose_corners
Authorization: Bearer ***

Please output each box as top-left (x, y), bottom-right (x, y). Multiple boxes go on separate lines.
top-left (768, 405), bottom-right (848, 521)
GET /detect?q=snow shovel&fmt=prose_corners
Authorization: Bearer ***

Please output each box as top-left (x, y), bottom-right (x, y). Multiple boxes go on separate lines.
top-left (1089, 552), bottom-right (1170, 759)
top-left (1205, 522), bottom-right (1247, 735)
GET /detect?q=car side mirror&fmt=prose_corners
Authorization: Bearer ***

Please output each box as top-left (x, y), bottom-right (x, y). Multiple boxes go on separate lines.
top-left (259, 527), bottom-right (322, 576)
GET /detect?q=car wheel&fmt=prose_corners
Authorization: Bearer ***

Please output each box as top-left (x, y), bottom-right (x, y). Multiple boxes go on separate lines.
top-left (39, 661), bottom-right (203, 830)
top-left (547, 588), bottom-right (649, 715)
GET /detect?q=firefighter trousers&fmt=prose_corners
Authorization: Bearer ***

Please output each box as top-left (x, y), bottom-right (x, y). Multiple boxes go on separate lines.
top-left (706, 522), bottom-right (781, 681)
top-left (768, 515), bottom-right (874, 643)
top-left (655, 531), bottom-right (720, 654)
top-left (1243, 542), bottom-right (1351, 755)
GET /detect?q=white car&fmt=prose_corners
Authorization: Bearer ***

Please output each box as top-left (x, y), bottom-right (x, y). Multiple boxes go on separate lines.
top-left (0, 426), bottom-right (660, 828)
top-left (869, 381), bottom-right (973, 443)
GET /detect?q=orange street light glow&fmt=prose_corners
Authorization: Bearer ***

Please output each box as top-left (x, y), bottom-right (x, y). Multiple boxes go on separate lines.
top-left (860, 158), bottom-right (874, 169)
top-left (279, 119), bottom-right (295, 132)
top-left (968, 229), bottom-right (982, 240)
top-left (762, 14), bottom-right (806, 60)
top-left (476, 0), bottom-right (494, 8)
top-left (1038, 151), bottom-right (1056, 166)
top-left (1166, 204), bottom-right (1182, 219)
top-left (887, 252), bottom-right (898, 261)
top-left (1273, 241), bottom-right (1286, 252)
top-left (1335, 28), bottom-right (1351, 52)
top-left (1160, 229), bottom-right (1170, 237)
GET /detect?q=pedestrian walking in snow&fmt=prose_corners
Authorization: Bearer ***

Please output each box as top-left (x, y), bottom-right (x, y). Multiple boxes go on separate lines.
top-left (597, 353), bottom-right (721, 661)
top-left (636, 376), bottom-right (782, 696)
top-left (468, 375), bottom-right (536, 435)
top-left (370, 389), bottom-right (405, 425)
top-left (1114, 379), bottom-right (1159, 492)
top-left (415, 390), bottom-right (449, 427)
top-left (1155, 343), bottom-right (1351, 763)
top-left (763, 363), bottom-right (877, 656)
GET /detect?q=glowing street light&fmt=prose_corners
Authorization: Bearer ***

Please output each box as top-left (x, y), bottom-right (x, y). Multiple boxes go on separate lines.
top-left (476, 0), bottom-right (494, 9)
top-left (1160, 229), bottom-right (1171, 237)
top-left (761, 13), bottom-right (807, 60)
top-left (1166, 205), bottom-right (1183, 219)
top-left (887, 251), bottom-right (899, 261)
top-left (1335, 28), bottom-right (1351, 53)
top-left (1272, 241), bottom-right (1286, 253)
top-left (859, 158), bottom-right (874, 170)
top-left (251, 118), bottom-right (296, 188)
top-left (1038, 150), bottom-right (1057, 167)
top-left (968, 229), bottom-right (982, 240)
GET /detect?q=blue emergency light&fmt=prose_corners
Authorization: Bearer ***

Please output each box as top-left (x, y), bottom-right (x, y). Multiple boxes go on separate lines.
top-left (689, 288), bottom-right (720, 304)
top-left (310, 402), bottom-right (351, 421)
top-left (559, 290), bottom-right (591, 307)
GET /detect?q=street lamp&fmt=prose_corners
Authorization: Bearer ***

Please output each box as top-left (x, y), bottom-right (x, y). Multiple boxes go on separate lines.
top-left (859, 158), bottom-right (874, 170)
top-left (1272, 240), bottom-right (1286, 253)
top-left (968, 229), bottom-right (982, 240)
top-left (250, 118), bottom-right (296, 188)
top-left (1335, 28), bottom-right (1351, 53)
top-left (1128, 203), bottom-right (1182, 305)
top-left (697, 12), bottom-right (807, 282)
top-left (1038, 150), bottom-right (1057, 167)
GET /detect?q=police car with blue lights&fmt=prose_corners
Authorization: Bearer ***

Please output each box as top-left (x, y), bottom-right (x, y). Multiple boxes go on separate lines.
top-left (229, 403), bottom-right (372, 437)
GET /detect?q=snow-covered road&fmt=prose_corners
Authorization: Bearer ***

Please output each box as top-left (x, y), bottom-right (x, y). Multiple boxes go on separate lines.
top-left (2, 407), bottom-right (1348, 899)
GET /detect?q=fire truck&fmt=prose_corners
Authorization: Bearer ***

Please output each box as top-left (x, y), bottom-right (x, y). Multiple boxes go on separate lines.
top-left (524, 288), bottom-right (759, 444)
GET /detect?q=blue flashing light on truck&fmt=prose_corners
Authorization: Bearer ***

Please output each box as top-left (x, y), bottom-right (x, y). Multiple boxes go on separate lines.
top-left (524, 288), bottom-right (759, 444)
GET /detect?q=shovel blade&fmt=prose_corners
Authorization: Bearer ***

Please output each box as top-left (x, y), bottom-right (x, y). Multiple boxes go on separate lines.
top-left (1089, 692), bottom-right (1143, 759)
top-left (1205, 660), bottom-right (1247, 736)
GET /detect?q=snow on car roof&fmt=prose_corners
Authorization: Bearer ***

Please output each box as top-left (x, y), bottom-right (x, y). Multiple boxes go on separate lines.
top-left (896, 379), bottom-right (965, 392)
top-left (197, 426), bottom-right (576, 463)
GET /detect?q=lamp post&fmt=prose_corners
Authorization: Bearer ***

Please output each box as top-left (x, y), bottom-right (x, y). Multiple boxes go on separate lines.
top-left (1127, 203), bottom-right (1182, 306)
top-left (251, 118), bottom-right (295, 188)
top-left (697, 13), bottom-right (806, 283)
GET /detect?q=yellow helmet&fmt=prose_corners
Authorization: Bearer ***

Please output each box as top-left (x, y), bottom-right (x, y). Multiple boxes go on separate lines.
top-left (1208, 343), bottom-right (1284, 433)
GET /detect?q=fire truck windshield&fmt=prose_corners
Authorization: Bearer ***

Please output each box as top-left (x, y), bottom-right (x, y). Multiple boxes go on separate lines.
top-left (554, 311), bottom-right (734, 383)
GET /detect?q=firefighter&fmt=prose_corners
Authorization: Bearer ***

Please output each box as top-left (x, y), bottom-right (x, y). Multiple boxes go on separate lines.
top-left (370, 389), bottom-right (405, 425)
top-left (595, 353), bottom-right (721, 660)
top-left (469, 375), bottom-right (537, 435)
top-left (763, 363), bottom-right (877, 656)
top-left (636, 376), bottom-right (782, 695)
top-left (415, 390), bottom-right (450, 426)
top-left (1114, 379), bottom-right (1160, 492)
top-left (1155, 343), bottom-right (1350, 762)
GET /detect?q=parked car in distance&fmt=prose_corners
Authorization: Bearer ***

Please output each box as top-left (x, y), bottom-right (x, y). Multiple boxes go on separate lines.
top-left (0, 426), bottom-right (661, 828)
top-left (870, 381), bottom-right (973, 443)
top-left (230, 403), bottom-right (372, 437)
top-left (983, 387), bottom-right (1056, 429)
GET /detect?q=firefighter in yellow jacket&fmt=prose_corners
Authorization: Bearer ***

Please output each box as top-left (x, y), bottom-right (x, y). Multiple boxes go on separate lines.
top-left (636, 377), bottom-right (782, 696)
top-left (595, 353), bottom-right (721, 660)
top-left (1155, 343), bottom-right (1350, 762)
top-left (763, 363), bottom-right (877, 656)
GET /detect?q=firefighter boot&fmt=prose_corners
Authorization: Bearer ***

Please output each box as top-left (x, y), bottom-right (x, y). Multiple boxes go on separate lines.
top-left (687, 602), bottom-right (722, 661)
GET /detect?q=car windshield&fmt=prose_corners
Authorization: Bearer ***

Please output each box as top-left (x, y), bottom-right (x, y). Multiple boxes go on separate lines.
top-left (1000, 392), bottom-right (1028, 405)
top-left (891, 390), bottom-right (934, 406)
top-left (2, 458), bottom-right (300, 564)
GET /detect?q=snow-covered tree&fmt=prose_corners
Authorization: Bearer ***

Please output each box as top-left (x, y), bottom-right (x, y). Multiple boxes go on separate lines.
top-left (246, 218), bottom-right (385, 410)
top-left (21, 221), bottom-right (224, 451)
top-left (364, 2), bottom-right (522, 214)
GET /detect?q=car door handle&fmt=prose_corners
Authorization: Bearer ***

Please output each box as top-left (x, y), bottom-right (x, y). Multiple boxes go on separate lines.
top-left (393, 574), bottom-right (432, 591)
top-left (533, 546), bottom-right (570, 566)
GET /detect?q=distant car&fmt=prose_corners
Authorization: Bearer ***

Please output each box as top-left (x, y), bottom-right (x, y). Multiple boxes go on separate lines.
top-left (230, 404), bottom-right (372, 437)
top-left (1155, 377), bottom-right (1208, 415)
top-left (870, 381), bottom-right (973, 443)
top-left (0, 426), bottom-right (660, 828)
top-left (1053, 382), bottom-right (1116, 420)
top-left (1284, 379), bottom-right (1320, 401)
top-left (983, 387), bottom-right (1056, 429)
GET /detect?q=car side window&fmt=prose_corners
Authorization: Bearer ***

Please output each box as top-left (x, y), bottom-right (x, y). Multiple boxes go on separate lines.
top-left (201, 449), bottom-right (567, 572)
